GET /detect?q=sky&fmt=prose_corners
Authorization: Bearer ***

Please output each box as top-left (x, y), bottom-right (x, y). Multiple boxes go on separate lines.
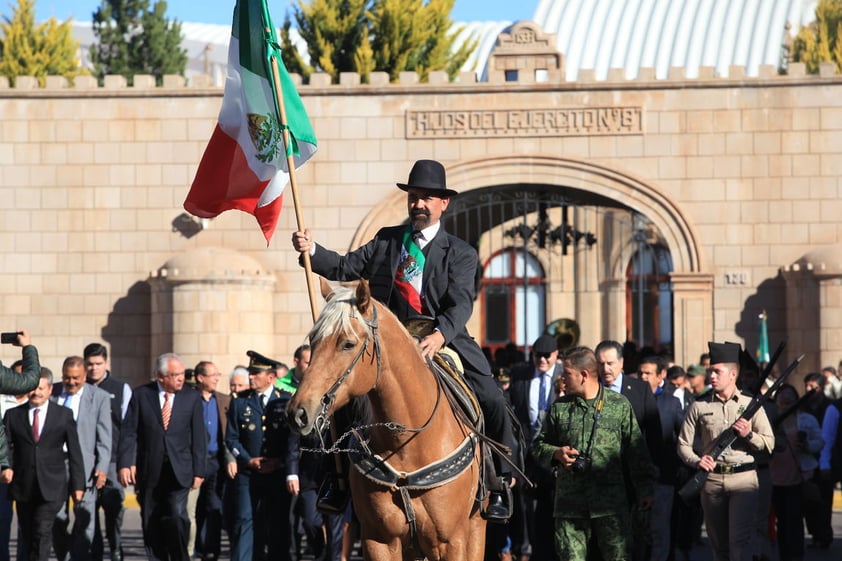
top-left (34, 0), bottom-right (539, 25)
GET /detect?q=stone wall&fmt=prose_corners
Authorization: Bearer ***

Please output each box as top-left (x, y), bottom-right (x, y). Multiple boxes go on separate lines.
top-left (2, 59), bottom-right (841, 384)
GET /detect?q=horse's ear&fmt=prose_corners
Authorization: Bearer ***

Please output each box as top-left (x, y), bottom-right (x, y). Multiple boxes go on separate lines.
top-left (319, 277), bottom-right (333, 300)
top-left (356, 279), bottom-right (371, 314)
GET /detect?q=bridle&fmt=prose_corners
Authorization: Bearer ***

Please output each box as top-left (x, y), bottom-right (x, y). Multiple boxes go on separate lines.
top-left (310, 302), bottom-right (444, 445)
top-left (312, 304), bottom-right (382, 436)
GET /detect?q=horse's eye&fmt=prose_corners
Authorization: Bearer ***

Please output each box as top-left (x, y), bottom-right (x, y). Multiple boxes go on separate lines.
top-left (341, 340), bottom-right (356, 351)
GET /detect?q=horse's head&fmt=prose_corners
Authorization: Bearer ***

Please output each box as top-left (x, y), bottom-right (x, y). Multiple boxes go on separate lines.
top-left (286, 279), bottom-right (381, 435)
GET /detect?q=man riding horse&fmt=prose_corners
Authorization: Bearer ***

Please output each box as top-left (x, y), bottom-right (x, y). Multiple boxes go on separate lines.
top-left (291, 159), bottom-right (516, 521)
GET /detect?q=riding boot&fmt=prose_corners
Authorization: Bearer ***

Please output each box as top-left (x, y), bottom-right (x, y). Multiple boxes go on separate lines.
top-left (482, 476), bottom-right (512, 523)
top-left (317, 473), bottom-right (350, 515)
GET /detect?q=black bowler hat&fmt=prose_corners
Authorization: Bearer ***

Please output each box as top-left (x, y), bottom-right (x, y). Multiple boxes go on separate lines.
top-left (708, 341), bottom-right (742, 365)
top-left (246, 350), bottom-right (282, 373)
top-left (396, 159), bottom-right (459, 197)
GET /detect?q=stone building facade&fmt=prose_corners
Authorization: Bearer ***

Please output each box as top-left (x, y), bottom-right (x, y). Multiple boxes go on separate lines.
top-left (1, 22), bottom-right (840, 386)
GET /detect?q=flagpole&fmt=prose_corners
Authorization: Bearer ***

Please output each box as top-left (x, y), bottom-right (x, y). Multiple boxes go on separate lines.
top-left (268, 55), bottom-right (319, 323)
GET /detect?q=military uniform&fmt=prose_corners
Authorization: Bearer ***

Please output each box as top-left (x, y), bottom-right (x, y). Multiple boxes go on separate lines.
top-left (225, 352), bottom-right (293, 561)
top-left (677, 390), bottom-right (773, 561)
top-left (532, 388), bottom-right (655, 561)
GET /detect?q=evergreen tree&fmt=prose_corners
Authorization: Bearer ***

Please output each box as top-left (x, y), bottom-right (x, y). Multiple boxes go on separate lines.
top-left (283, 0), bottom-right (370, 83)
top-left (791, 0), bottom-right (842, 73)
top-left (0, 0), bottom-right (86, 86)
top-left (285, 0), bottom-right (475, 83)
top-left (90, 0), bottom-right (187, 85)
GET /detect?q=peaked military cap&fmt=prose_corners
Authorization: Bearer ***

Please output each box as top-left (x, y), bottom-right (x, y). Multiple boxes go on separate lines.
top-left (246, 350), bottom-right (282, 373)
top-left (707, 341), bottom-right (742, 365)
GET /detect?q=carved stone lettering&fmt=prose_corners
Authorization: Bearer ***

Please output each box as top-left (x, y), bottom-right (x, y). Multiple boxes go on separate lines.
top-left (406, 107), bottom-right (644, 138)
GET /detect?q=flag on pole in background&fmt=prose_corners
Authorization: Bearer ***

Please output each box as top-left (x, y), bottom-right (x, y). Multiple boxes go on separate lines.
top-left (756, 310), bottom-right (770, 365)
top-left (184, 0), bottom-right (317, 244)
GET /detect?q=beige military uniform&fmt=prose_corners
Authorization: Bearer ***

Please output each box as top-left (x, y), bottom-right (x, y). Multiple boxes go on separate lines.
top-left (677, 391), bottom-right (774, 561)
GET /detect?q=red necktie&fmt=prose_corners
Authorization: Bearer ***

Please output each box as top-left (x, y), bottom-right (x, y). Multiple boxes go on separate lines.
top-left (162, 392), bottom-right (172, 431)
top-left (32, 408), bottom-right (40, 442)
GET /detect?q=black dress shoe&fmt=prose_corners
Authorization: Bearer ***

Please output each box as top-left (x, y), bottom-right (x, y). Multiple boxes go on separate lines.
top-left (317, 477), bottom-right (350, 515)
top-left (482, 489), bottom-right (511, 523)
top-left (110, 549), bottom-right (123, 561)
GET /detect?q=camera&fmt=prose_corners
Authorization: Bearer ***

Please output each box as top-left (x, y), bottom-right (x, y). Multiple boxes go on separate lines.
top-left (0, 332), bottom-right (22, 345)
top-left (570, 453), bottom-right (592, 474)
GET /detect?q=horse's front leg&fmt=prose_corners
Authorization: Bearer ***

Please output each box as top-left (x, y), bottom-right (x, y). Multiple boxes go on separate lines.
top-left (361, 537), bottom-right (405, 561)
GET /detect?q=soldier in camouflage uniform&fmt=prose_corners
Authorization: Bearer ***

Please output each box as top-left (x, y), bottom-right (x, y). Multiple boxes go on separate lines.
top-left (532, 346), bottom-right (655, 561)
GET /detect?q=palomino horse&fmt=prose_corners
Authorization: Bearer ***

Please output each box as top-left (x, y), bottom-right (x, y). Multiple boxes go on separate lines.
top-left (286, 280), bottom-right (486, 561)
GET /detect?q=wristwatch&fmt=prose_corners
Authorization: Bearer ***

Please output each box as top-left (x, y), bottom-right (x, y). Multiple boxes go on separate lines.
top-left (745, 432), bottom-right (754, 441)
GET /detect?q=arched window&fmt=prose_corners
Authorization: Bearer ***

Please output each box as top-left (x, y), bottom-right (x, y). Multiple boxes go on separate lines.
top-left (626, 243), bottom-right (673, 350)
top-left (482, 248), bottom-right (546, 355)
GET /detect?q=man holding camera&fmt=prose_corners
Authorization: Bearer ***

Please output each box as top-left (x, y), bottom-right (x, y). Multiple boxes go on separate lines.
top-left (532, 346), bottom-right (655, 561)
top-left (0, 330), bottom-right (41, 395)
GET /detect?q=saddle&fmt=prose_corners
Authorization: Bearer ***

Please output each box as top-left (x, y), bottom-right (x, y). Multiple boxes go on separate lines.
top-left (404, 316), bottom-right (481, 427)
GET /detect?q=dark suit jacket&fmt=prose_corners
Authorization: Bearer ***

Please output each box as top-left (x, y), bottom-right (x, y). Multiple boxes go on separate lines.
top-left (286, 430), bottom-right (326, 491)
top-left (508, 363), bottom-right (562, 443)
top-left (117, 382), bottom-right (207, 490)
top-left (4, 402), bottom-right (85, 502)
top-left (617, 373), bottom-right (664, 461)
top-left (309, 224), bottom-right (491, 374)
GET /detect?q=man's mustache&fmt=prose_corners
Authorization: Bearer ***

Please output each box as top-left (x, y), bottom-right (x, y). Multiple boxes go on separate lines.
top-left (411, 210), bottom-right (430, 219)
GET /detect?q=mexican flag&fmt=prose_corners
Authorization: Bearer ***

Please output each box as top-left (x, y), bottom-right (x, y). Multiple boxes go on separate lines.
top-left (184, 0), bottom-right (317, 244)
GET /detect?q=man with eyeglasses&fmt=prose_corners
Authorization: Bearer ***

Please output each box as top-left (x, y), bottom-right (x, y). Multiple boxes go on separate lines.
top-left (191, 361), bottom-right (232, 561)
top-left (117, 353), bottom-right (207, 561)
top-left (508, 334), bottom-right (563, 561)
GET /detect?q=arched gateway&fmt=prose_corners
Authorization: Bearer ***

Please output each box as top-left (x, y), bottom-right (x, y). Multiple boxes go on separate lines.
top-left (349, 156), bottom-right (713, 366)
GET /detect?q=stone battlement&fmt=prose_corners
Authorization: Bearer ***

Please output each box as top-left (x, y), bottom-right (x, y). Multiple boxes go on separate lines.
top-left (0, 61), bottom-right (839, 96)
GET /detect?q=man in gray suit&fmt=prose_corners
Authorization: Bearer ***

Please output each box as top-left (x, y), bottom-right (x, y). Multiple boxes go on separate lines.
top-left (51, 356), bottom-right (112, 561)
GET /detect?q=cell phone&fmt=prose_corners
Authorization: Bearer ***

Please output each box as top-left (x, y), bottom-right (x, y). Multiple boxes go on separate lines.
top-left (0, 332), bottom-right (21, 345)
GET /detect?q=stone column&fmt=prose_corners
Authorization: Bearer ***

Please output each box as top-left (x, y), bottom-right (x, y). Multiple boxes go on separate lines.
top-left (669, 272), bottom-right (714, 368)
top-left (149, 248), bottom-right (277, 378)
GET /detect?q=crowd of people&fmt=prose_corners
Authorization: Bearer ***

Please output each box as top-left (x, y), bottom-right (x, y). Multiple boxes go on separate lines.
top-left (1, 159), bottom-right (841, 561)
top-left (491, 336), bottom-right (842, 561)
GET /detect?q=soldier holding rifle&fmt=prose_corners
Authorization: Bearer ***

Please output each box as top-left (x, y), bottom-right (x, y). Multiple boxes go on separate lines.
top-left (677, 342), bottom-right (775, 561)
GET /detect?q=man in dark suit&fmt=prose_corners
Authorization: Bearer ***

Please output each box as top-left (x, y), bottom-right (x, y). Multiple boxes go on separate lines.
top-left (595, 340), bottom-right (662, 561)
top-left (117, 353), bottom-right (207, 561)
top-left (286, 365), bottom-right (343, 561)
top-left (1, 368), bottom-right (85, 561)
top-left (638, 356), bottom-right (686, 561)
top-left (291, 159), bottom-right (515, 520)
top-left (226, 351), bottom-right (292, 561)
top-left (83, 342), bottom-right (132, 561)
top-left (192, 361), bottom-right (232, 561)
top-left (508, 334), bottom-right (563, 561)
top-left (51, 356), bottom-right (112, 561)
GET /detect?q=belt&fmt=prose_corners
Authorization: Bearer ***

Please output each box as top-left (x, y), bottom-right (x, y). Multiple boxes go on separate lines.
top-left (712, 462), bottom-right (755, 474)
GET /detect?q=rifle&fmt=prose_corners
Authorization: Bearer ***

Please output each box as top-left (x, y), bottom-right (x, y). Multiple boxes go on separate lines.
top-left (678, 343), bottom-right (803, 504)
top-left (773, 388), bottom-right (816, 429)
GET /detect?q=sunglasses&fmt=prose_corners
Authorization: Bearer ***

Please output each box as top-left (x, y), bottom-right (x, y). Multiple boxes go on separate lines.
top-left (535, 352), bottom-right (554, 360)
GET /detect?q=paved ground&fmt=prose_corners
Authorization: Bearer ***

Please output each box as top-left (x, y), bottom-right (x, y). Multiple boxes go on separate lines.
top-left (9, 496), bottom-right (842, 560)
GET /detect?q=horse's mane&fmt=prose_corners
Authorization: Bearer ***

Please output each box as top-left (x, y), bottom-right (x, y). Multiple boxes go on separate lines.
top-left (308, 285), bottom-right (372, 345)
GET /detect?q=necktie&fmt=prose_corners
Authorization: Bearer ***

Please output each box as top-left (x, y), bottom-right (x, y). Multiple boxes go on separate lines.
top-left (395, 228), bottom-right (425, 313)
top-left (162, 392), bottom-right (172, 431)
top-left (538, 374), bottom-right (548, 412)
top-left (260, 393), bottom-right (267, 409)
top-left (32, 408), bottom-right (40, 442)
top-left (63, 394), bottom-right (73, 408)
